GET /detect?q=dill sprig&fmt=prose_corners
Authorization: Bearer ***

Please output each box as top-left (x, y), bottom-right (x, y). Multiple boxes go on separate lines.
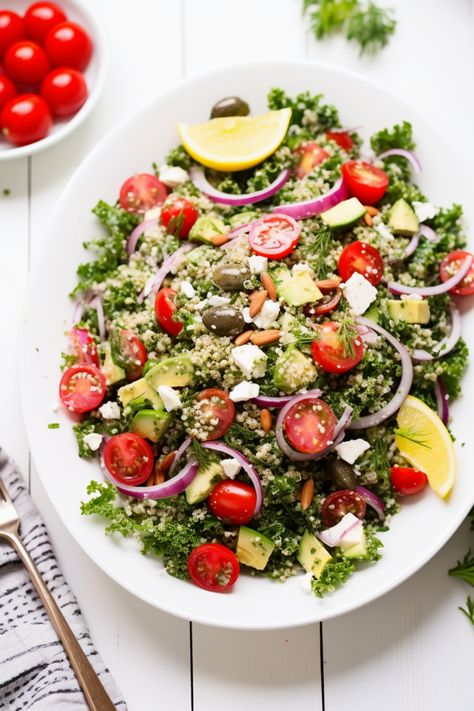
top-left (337, 315), bottom-right (358, 359)
top-left (394, 427), bottom-right (432, 449)
top-left (449, 550), bottom-right (474, 588)
top-left (191, 439), bottom-right (212, 470)
top-left (308, 228), bottom-right (333, 280)
top-left (459, 596), bottom-right (474, 626)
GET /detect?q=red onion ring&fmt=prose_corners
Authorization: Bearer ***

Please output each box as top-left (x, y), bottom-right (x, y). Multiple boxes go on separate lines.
top-left (404, 232), bottom-right (420, 258)
top-left (168, 436), bottom-right (192, 475)
top-left (190, 166), bottom-right (291, 206)
top-left (72, 300), bottom-right (85, 325)
top-left (138, 244), bottom-right (195, 303)
top-left (418, 224), bottom-right (438, 242)
top-left (252, 394), bottom-right (294, 409)
top-left (388, 255), bottom-right (472, 297)
top-left (377, 148), bottom-right (422, 173)
top-left (434, 377), bottom-right (449, 425)
top-left (228, 222), bottom-right (252, 239)
top-left (272, 177), bottom-right (349, 220)
top-left (411, 301), bottom-right (461, 361)
top-left (403, 223), bottom-right (439, 258)
top-left (88, 295), bottom-right (106, 340)
top-left (355, 485), bottom-right (385, 522)
top-left (318, 515), bottom-right (361, 547)
top-left (202, 441), bottom-right (263, 516)
top-left (349, 318), bottom-right (413, 430)
top-left (126, 219), bottom-right (158, 256)
top-left (328, 126), bottom-right (361, 134)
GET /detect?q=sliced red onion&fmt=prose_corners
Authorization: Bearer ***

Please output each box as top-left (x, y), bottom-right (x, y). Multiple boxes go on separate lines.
top-left (168, 436), bottom-right (192, 475)
top-left (349, 318), bottom-right (413, 430)
top-left (72, 300), bottom-right (84, 326)
top-left (377, 148), bottom-right (422, 173)
top-left (138, 243), bottom-right (195, 303)
top-left (388, 255), bottom-right (472, 296)
top-left (127, 219), bottom-right (158, 256)
top-left (418, 224), bottom-right (438, 242)
top-left (328, 126), bottom-right (361, 134)
top-left (252, 394), bottom-right (293, 408)
top-left (434, 377), bottom-right (449, 425)
top-left (88, 295), bottom-right (106, 340)
top-left (411, 301), bottom-right (461, 361)
top-left (355, 485), bottom-right (385, 522)
top-left (318, 513), bottom-right (361, 548)
top-left (356, 324), bottom-right (379, 346)
top-left (202, 441), bottom-right (263, 516)
top-left (404, 232), bottom-right (420, 257)
top-left (272, 177), bottom-right (349, 220)
top-left (228, 222), bottom-right (252, 239)
top-left (190, 166), bottom-right (291, 206)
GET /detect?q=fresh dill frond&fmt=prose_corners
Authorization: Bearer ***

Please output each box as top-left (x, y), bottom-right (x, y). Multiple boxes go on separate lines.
top-left (394, 427), bottom-right (432, 449)
top-left (459, 596), bottom-right (474, 625)
top-left (337, 315), bottom-right (358, 359)
top-left (191, 439), bottom-right (212, 470)
top-left (449, 550), bottom-right (474, 588)
top-left (308, 228), bottom-right (333, 279)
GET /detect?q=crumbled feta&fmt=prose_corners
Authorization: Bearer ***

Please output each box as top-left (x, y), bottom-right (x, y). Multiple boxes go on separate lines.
top-left (208, 295), bottom-right (231, 307)
top-left (299, 572), bottom-right (314, 594)
top-left (242, 307), bottom-right (253, 324)
top-left (221, 458), bottom-right (241, 479)
top-left (335, 438), bottom-right (370, 464)
top-left (180, 280), bottom-right (195, 299)
top-left (99, 401), bottom-right (121, 420)
top-left (195, 299), bottom-right (209, 311)
top-left (248, 255), bottom-right (268, 274)
top-left (340, 518), bottom-right (364, 546)
top-left (252, 299), bottom-right (280, 330)
top-left (157, 385), bottom-right (182, 412)
top-left (341, 272), bottom-right (378, 315)
top-left (229, 381), bottom-right (260, 402)
top-left (231, 344), bottom-right (267, 379)
top-left (401, 293), bottom-right (422, 301)
top-left (144, 207), bottom-right (161, 237)
top-left (320, 512), bottom-right (362, 547)
top-left (292, 262), bottom-right (312, 276)
top-left (83, 432), bottom-right (103, 451)
top-left (412, 201), bottom-right (438, 223)
top-left (375, 223), bottom-right (393, 240)
top-left (159, 164), bottom-right (189, 188)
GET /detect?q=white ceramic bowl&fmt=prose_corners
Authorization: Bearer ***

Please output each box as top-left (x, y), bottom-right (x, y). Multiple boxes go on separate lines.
top-left (20, 61), bottom-right (474, 629)
top-left (0, 0), bottom-right (107, 161)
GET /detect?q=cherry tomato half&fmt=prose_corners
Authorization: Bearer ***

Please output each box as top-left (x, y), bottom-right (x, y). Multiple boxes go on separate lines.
top-left (0, 74), bottom-right (18, 111)
top-left (70, 327), bottom-right (99, 367)
top-left (326, 130), bottom-right (354, 152)
top-left (338, 240), bottom-right (384, 286)
top-left (311, 320), bottom-right (364, 374)
top-left (110, 329), bottom-right (147, 381)
top-left (119, 173), bottom-right (167, 214)
top-left (41, 67), bottom-right (87, 117)
top-left (390, 466), bottom-right (428, 496)
top-left (1, 94), bottom-right (52, 146)
top-left (161, 197), bottom-right (199, 238)
top-left (187, 543), bottom-right (240, 592)
top-left (284, 397), bottom-right (336, 455)
top-left (341, 160), bottom-right (389, 205)
top-left (59, 364), bottom-right (105, 413)
top-left (321, 489), bottom-right (366, 527)
top-left (44, 21), bottom-right (92, 71)
top-left (294, 141), bottom-right (329, 179)
top-left (439, 250), bottom-right (474, 296)
top-left (0, 11), bottom-right (25, 58)
top-left (196, 388), bottom-right (235, 440)
top-left (248, 213), bottom-right (301, 260)
top-left (208, 480), bottom-right (256, 525)
top-left (4, 40), bottom-right (50, 85)
top-left (304, 288), bottom-right (342, 317)
top-left (24, 2), bottom-right (67, 43)
top-left (154, 287), bottom-right (183, 337)
top-left (103, 432), bottom-right (154, 486)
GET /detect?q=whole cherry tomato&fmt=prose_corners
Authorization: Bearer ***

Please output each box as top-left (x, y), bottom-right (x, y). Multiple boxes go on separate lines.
top-left (24, 2), bottom-right (67, 43)
top-left (44, 21), bottom-right (92, 71)
top-left (1, 93), bottom-right (52, 146)
top-left (41, 67), bottom-right (87, 117)
top-left (4, 40), bottom-right (50, 85)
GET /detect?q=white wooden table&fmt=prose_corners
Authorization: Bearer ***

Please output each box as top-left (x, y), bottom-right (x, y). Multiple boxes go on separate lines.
top-left (1, 1), bottom-right (473, 708)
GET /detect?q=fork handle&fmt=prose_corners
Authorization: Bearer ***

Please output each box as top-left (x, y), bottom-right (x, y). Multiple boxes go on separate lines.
top-left (1, 530), bottom-right (117, 711)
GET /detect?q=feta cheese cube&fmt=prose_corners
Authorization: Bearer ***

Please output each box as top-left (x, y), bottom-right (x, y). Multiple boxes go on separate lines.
top-left (229, 381), bottom-right (259, 402)
top-left (412, 201), bottom-right (438, 223)
top-left (144, 207), bottom-right (161, 238)
top-left (242, 307), bottom-right (253, 324)
top-left (335, 438), bottom-right (370, 464)
top-left (231, 344), bottom-right (267, 379)
top-left (341, 272), bottom-right (378, 315)
top-left (195, 299), bottom-right (209, 311)
top-left (251, 299), bottom-right (280, 330)
top-left (83, 432), bottom-right (103, 451)
top-left (180, 280), bottom-right (195, 299)
top-left (221, 459), bottom-right (241, 479)
top-left (157, 385), bottom-right (182, 412)
top-left (248, 255), bottom-right (268, 274)
top-left (99, 401), bottom-right (121, 420)
top-left (159, 164), bottom-right (189, 188)
top-left (208, 295), bottom-right (231, 307)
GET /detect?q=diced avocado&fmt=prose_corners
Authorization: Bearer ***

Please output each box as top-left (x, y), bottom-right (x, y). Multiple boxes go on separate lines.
top-left (387, 298), bottom-right (430, 324)
top-left (189, 215), bottom-right (227, 244)
top-left (118, 378), bottom-right (163, 410)
top-left (274, 267), bottom-right (323, 307)
top-left (321, 197), bottom-right (366, 230)
top-left (273, 347), bottom-right (317, 394)
top-left (297, 530), bottom-right (332, 578)
top-left (340, 529), bottom-right (367, 559)
top-left (228, 210), bottom-right (259, 229)
top-left (185, 462), bottom-right (225, 505)
top-left (130, 409), bottom-right (171, 443)
top-left (364, 305), bottom-right (380, 324)
top-left (145, 353), bottom-right (194, 389)
top-left (236, 526), bottom-right (275, 571)
top-left (101, 343), bottom-right (125, 386)
top-left (387, 198), bottom-right (419, 236)
top-left (185, 245), bottom-right (215, 267)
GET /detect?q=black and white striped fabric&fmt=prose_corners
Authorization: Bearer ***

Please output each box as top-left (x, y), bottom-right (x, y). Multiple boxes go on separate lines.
top-left (0, 451), bottom-right (126, 710)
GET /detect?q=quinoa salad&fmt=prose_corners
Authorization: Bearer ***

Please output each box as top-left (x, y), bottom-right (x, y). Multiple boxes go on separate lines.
top-left (58, 88), bottom-right (472, 597)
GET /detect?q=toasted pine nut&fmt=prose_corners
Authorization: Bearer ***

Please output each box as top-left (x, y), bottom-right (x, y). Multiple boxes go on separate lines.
top-left (211, 234), bottom-right (230, 246)
top-left (234, 330), bottom-right (253, 346)
top-left (260, 408), bottom-right (272, 433)
top-left (261, 272), bottom-right (277, 301)
top-left (249, 290), bottom-right (268, 318)
top-left (364, 213), bottom-right (373, 227)
top-left (300, 478), bottom-right (314, 511)
top-left (159, 451), bottom-right (176, 474)
top-left (315, 277), bottom-right (341, 291)
top-left (364, 205), bottom-right (379, 216)
top-left (153, 467), bottom-right (165, 486)
top-left (250, 329), bottom-right (281, 346)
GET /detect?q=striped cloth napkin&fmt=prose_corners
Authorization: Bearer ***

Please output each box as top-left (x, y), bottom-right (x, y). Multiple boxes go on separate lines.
top-left (0, 450), bottom-right (126, 710)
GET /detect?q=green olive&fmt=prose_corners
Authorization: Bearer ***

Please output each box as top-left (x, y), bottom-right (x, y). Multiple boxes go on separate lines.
top-left (210, 96), bottom-right (250, 119)
top-left (202, 305), bottom-right (245, 336)
top-left (212, 263), bottom-right (251, 291)
top-left (325, 457), bottom-right (358, 490)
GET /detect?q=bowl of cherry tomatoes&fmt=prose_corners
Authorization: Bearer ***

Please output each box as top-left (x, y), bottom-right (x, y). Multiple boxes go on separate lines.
top-left (0, 0), bottom-right (107, 159)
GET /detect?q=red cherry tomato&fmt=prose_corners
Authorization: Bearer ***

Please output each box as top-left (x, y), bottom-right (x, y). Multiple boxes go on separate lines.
top-left (321, 489), bottom-right (367, 527)
top-left (208, 481), bottom-right (256, 525)
top-left (0, 74), bottom-right (18, 111)
top-left (70, 327), bottom-right (99, 367)
top-left (187, 543), bottom-right (240, 592)
top-left (311, 320), bottom-right (364, 374)
top-left (294, 141), bottom-right (329, 179)
top-left (110, 329), bottom-right (147, 381)
top-left (196, 388), bottom-right (235, 441)
top-left (326, 131), bottom-right (354, 152)
top-left (304, 288), bottom-right (342, 317)
top-left (0, 11), bottom-right (25, 57)
top-left (154, 287), bottom-right (183, 337)
top-left (160, 197), bottom-right (199, 239)
top-left (439, 250), bottom-right (474, 296)
top-left (390, 466), bottom-right (428, 496)
top-left (341, 160), bottom-right (389, 205)
top-left (103, 433), bottom-right (154, 486)
top-left (59, 364), bottom-right (105, 413)
top-left (44, 21), bottom-right (92, 71)
top-left (248, 214), bottom-right (301, 260)
top-left (1, 94), bottom-right (52, 146)
top-left (119, 173), bottom-right (167, 214)
top-left (283, 397), bottom-right (336, 455)
top-left (338, 241), bottom-right (384, 286)
top-left (4, 40), bottom-right (50, 85)
top-left (40, 67), bottom-right (87, 117)
top-left (24, 2), bottom-right (67, 43)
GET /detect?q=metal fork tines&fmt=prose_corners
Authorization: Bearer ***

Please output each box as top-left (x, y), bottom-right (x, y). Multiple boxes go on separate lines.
top-left (0, 477), bottom-right (20, 532)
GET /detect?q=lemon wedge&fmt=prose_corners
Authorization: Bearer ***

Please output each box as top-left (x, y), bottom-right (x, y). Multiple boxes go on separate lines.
top-left (395, 395), bottom-right (456, 498)
top-left (177, 108), bottom-right (291, 171)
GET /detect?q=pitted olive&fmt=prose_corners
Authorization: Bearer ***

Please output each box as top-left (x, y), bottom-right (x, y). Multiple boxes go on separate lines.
top-left (202, 305), bottom-right (245, 336)
top-left (212, 263), bottom-right (251, 291)
top-left (210, 96), bottom-right (250, 119)
top-left (325, 457), bottom-right (358, 490)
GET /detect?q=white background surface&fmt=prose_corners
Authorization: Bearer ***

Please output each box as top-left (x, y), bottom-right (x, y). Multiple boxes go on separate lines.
top-left (1, 0), bottom-right (473, 709)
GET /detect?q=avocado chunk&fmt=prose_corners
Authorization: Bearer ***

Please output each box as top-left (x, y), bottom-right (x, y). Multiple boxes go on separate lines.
top-left (321, 197), bottom-right (366, 230)
top-left (101, 343), bottom-right (125, 386)
top-left (363, 305), bottom-right (380, 324)
top-left (387, 298), bottom-right (430, 324)
top-left (228, 210), bottom-right (259, 229)
top-left (340, 529), bottom-right (367, 559)
top-left (297, 530), bottom-right (332, 578)
top-left (274, 267), bottom-right (323, 307)
top-left (189, 215), bottom-right (227, 244)
top-left (118, 378), bottom-right (163, 410)
top-left (236, 526), bottom-right (275, 570)
top-left (185, 461), bottom-right (225, 505)
top-left (145, 353), bottom-right (194, 389)
top-left (387, 198), bottom-right (419, 236)
top-left (273, 347), bottom-right (317, 394)
top-left (131, 409), bottom-right (171, 443)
